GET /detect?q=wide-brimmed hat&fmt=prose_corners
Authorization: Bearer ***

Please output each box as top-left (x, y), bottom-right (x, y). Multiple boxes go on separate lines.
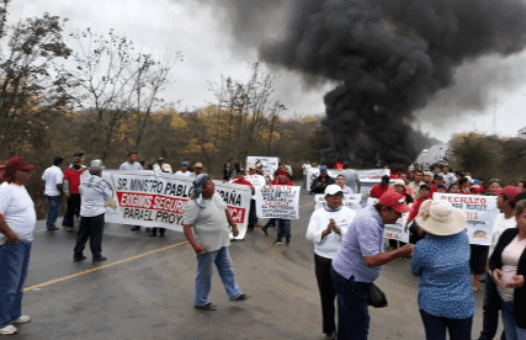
top-left (194, 162), bottom-right (203, 168)
top-left (415, 200), bottom-right (466, 236)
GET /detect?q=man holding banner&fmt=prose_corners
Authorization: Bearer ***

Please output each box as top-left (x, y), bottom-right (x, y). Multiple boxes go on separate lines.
top-left (183, 174), bottom-right (249, 311)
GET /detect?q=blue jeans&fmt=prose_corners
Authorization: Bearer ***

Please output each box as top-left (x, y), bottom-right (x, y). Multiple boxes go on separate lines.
top-left (480, 272), bottom-right (506, 340)
top-left (330, 267), bottom-right (370, 340)
top-left (46, 195), bottom-right (62, 229)
top-left (419, 309), bottom-right (473, 340)
top-left (0, 242), bottom-right (32, 328)
top-left (501, 300), bottom-right (526, 340)
top-left (195, 246), bottom-right (242, 307)
top-left (276, 219), bottom-right (291, 243)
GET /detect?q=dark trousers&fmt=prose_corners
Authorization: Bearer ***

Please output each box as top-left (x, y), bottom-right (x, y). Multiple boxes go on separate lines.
top-left (151, 228), bottom-right (165, 236)
top-left (315, 254), bottom-right (336, 336)
top-left (276, 219), bottom-right (291, 243)
top-left (248, 199), bottom-right (258, 229)
top-left (74, 214), bottom-right (104, 258)
top-left (330, 268), bottom-right (370, 340)
top-left (479, 272), bottom-right (506, 340)
top-left (419, 309), bottom-right (473, 340)
top-left (62, 193), bottom-right (81, 227)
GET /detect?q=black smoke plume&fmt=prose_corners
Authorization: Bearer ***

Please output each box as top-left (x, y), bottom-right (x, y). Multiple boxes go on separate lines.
top-left (192, 0), bottom-right (526, 166)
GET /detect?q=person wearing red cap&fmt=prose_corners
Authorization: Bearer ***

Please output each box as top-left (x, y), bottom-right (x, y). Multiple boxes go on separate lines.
top-left (331, 190), bottom-right (414, 340)
top-left (476, 186), bottom-right (522, 340)
top-left (0, 157), bottom-right (36, 335)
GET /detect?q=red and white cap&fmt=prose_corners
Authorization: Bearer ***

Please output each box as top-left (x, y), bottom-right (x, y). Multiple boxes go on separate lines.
top-left (379, 190), bottom-right (410, 214)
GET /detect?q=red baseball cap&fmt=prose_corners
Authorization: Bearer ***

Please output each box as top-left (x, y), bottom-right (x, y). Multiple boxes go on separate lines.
top-left (470, 185), bottom-right (485, 194)
top-left (0, 164), bottom-right (5, 170)
top-left (276, 168), bottom-right (288, 175)
top-left (2, 157), bottom-right (34, 181)
top-left (379, 190), bottom-right (410, 214)
top-left (495, 186), bottom-right (522, 203)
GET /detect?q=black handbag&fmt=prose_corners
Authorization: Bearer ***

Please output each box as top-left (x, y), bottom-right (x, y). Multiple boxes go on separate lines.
top-left (367, 283), bottom-right (388, 308)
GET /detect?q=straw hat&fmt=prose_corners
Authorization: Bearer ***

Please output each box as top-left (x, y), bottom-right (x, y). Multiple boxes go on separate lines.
top-left (415, 200), bottom-right (466, 236)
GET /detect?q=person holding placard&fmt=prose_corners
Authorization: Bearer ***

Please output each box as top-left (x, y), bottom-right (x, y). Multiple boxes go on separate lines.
top-left (306, 184), bottom-right (356, 340)
top-left (270, 168), bottom-right (294, 245)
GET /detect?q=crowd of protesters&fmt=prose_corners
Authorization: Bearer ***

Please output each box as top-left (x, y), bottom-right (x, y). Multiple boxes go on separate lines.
top-left (2, 154), bottom-right (526, 339)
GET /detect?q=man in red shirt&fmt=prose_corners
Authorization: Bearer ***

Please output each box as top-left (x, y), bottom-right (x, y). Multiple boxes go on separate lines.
top-left (369, 175), bottom-right (391, 199)
top-left (231, 169), bottom-right (255, 194)
top-left (62, 153), bottom-right (88, 231)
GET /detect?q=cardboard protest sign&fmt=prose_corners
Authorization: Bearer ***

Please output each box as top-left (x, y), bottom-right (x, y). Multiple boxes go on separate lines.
top-left (255, 185), bottom-right (301, 219)
top-left (102, 170), bottom-right (251, 239)
top-left (433, 193), bottom-right (499, 246)
top-left (383, 213), bottom-right (410, 244)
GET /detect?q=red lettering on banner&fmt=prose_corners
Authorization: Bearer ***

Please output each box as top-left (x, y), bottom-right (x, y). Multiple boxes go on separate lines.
top-left (117, 192), bottom-right (188, 214)
top-left (227, 206), bottom-right (245, 224)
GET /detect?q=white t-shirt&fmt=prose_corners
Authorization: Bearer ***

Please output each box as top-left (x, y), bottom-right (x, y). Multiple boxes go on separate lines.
top-left (182, 193), bottom-right (230, 253)
top-left (489, 213), bottom-right (517, 258)
top-left (0, 182), bottom-right (37, 245)
top-left (42, 165), bottom-right (63, 196)
top-left (306, 205), bottom-right (356, 260)
top-left (119, 162), bottom-right (143, 171)
top-left (175, 170), bottom-right (195, 177)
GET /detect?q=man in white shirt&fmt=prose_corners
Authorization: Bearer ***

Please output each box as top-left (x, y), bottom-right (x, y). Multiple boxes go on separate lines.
top-left (245, 165), bottom-right (267, 230)
top-left (41, 157), bottom-right (64, 231)
top-left (302, 161), bottom-right (311, 189)
top-left (477, 186), bottom-right (521, 340)
top-left (175, 161), bottom-right (194, 177)
top-left (152, 157), bottom-right (164, 171)
top-left (73, 163), bottom-right (112, 262)
top-left (119, 152), bottom-right (143, 171)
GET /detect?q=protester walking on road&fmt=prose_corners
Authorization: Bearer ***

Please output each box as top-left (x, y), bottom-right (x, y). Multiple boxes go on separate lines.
top-left (73, 162), bottom-right (112, 262)
top-left (0, 157), bottom-right (37, 335)
top-left (331, 190), bottom-right (414, 340)
top-left (306, 184), bottom-right (356, 340)
top-left (490, 199), bottom-right (526, 340)
top-left (183, 174), bottom-right (249, 311)
top-left (41, 157), bottom-right (64, 231)
top-left (120, 152), bottom-right (143, 232)
top-left (411, 200), bottom-right (474, 340)
top-left (269, 168), bottom-right (294, 245)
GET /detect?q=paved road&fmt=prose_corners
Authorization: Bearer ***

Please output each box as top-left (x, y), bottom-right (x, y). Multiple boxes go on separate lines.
top-left (17, 185), bottom-right (492, 339)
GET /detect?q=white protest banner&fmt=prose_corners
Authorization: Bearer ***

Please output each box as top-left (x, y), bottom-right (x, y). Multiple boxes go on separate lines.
top-left (247, 156), bottom-right (279, 178)
top-left (102, 170), bottom-right (252, 239)
top-left (383, 213), bottom-right (410, 244)
top-left (433, 193), bottom-right (499, 245)
top-left (255, 185), bottom-right (301, 219)
top-left (314, 194), bottom-right (363, 211)
top-left (307, 167), bottom-right (389, 194)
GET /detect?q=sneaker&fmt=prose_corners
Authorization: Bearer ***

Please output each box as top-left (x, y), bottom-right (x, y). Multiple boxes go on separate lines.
top-left (231, 293), bottom-right (250, 302)
top-left (12, 315), bottom-right (31, 324)
top-left (47, 226), bottom-right (59, 231)
top-left (194, 302), bottom-right (217, 311)
top-left (262, 227), bottom-right (268, 236)
top-left (131, 226), bottom-right (140, 231)
top-left (274, 240), bottom-right (283, 245)
top-left (286, 242), bottom-right (290, 246)
top-left (92, 256), bottom-right (107, 262)
top-left (73, 255), bottom-right (87, 262)
top-left (326, 331), bottom-right (336, 340)
top-left (66, 226), bottom-right (73, 232)
top-left (0, 325), bottom-right (17, 335)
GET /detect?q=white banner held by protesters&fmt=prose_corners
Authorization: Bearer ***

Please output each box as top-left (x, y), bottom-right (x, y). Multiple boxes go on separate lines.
top-left (314, 194), bottom-right (363, 211)
top-left (102, 170), bottom-right (252, 239)
top-left (433, 193), bottom-right (499, 246)
top-left (255, 185), bottom-right (301, 219)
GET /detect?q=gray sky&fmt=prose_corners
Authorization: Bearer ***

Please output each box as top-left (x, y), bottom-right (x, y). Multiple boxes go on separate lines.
top-left (8, 0), bottom-right (526, 143)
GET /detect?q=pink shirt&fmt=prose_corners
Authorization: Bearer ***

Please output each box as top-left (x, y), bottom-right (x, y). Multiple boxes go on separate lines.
top-left (498, 236), bottom-right (526, 301)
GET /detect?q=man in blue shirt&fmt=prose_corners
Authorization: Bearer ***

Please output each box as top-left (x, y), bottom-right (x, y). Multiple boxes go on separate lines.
top-left (331, 191), bottom-right (414, 340)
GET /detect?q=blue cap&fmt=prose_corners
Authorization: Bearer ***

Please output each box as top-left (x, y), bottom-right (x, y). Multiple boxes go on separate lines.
top-left (320, 166), bottom-right (327, 172)
top-left (181, 161), bottom-right (189, 166)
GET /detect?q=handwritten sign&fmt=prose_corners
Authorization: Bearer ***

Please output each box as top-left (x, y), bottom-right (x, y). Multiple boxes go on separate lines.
top-left (433, 193), bottom-right (499, 245)
top-left (255, 185), bottom-right (301, 219)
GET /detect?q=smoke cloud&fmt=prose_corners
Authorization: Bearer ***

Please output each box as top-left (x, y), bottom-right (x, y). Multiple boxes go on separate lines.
top-left (191, 0), bottom-right (526, 166)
